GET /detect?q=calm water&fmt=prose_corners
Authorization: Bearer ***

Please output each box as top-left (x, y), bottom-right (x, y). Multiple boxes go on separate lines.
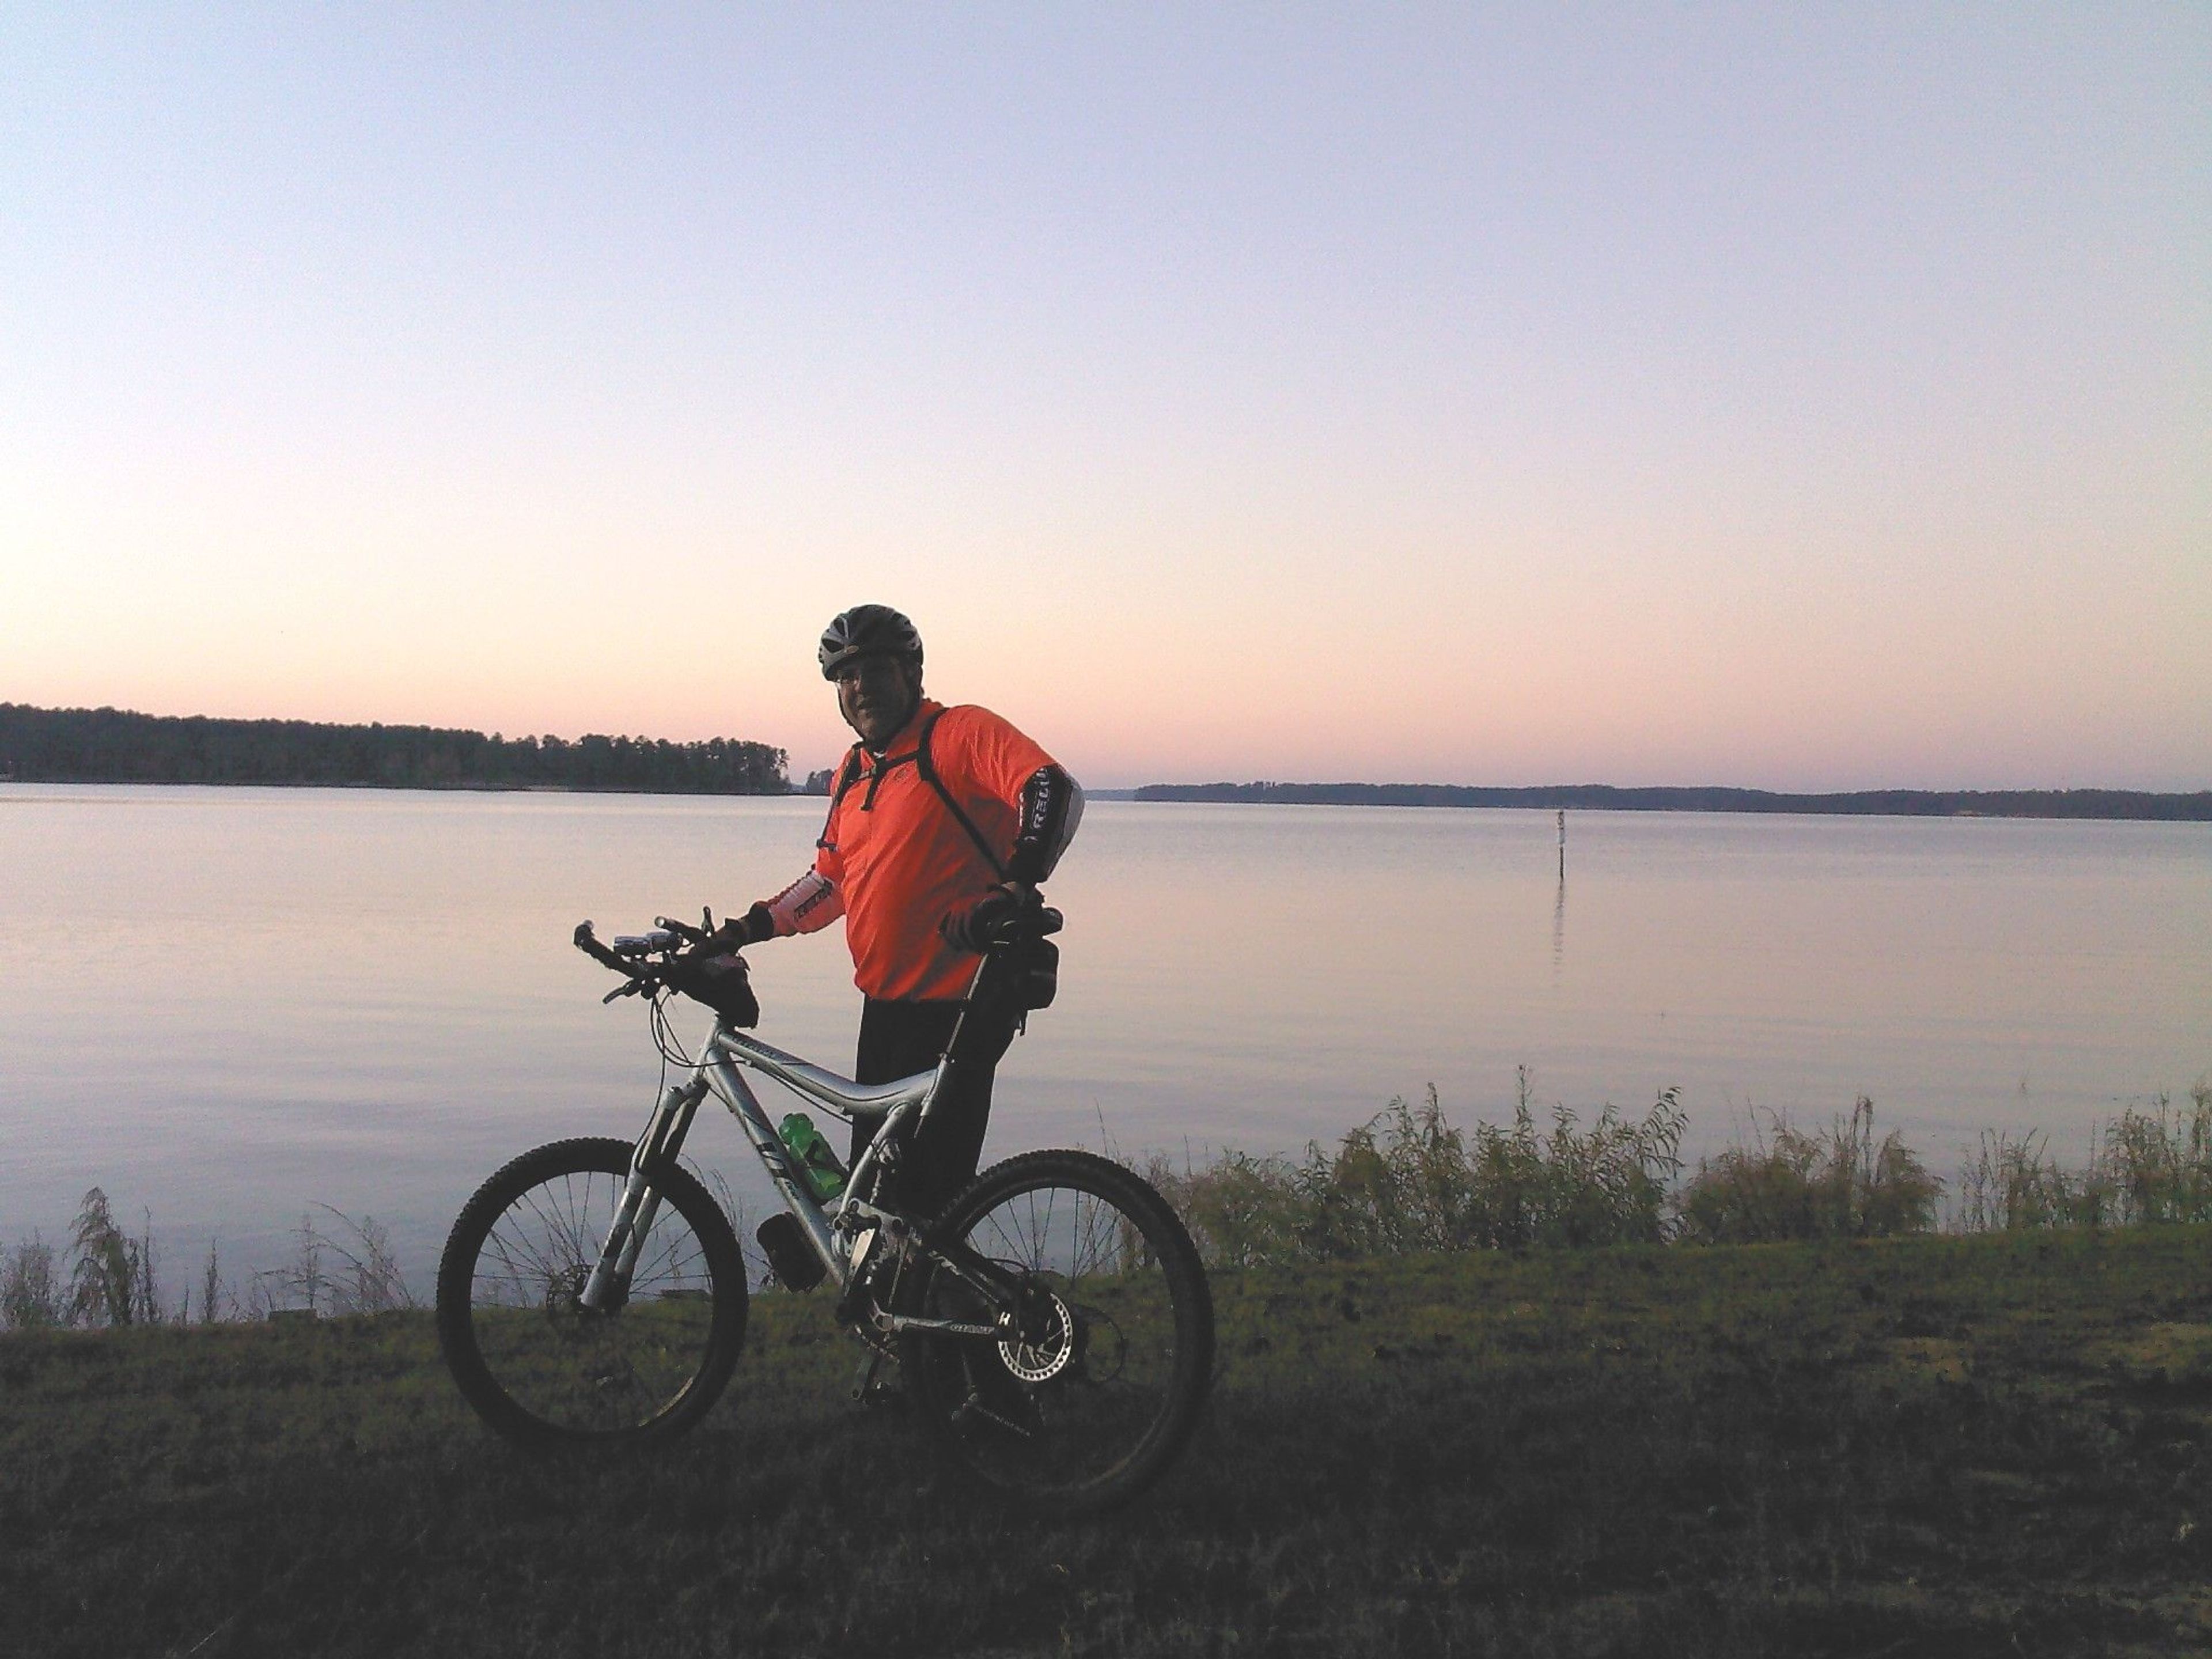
top-left (2, 785), bottom-right (2206, 1277)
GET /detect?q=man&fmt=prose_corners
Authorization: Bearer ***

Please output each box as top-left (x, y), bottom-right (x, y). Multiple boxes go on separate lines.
top-left (731, 604), bottom-right (1082, 1218)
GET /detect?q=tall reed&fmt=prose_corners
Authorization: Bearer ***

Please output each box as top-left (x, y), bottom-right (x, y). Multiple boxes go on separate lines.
top-left (251, 1207), bottom-right (416, 1316)
top-left (1952, 1083), bottom-right (2212, 1232)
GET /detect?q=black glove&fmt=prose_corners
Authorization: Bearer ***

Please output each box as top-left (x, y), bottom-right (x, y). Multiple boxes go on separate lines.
top-left (940, 885), bottom-right (1026, 954)
top-left (664, 948), bottom-right (760, 1026)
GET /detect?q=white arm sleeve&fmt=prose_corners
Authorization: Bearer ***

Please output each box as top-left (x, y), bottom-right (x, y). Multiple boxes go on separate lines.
top-left (763, 869), bottom-right (843, 936)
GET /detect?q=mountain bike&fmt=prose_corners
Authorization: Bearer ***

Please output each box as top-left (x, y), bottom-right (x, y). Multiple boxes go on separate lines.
top-left (433, 905), bottom-right (1214, 1514)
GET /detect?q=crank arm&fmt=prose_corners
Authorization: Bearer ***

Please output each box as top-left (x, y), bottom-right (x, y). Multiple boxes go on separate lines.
top-left (876, 1313), bottom-right (1001, 1338)
top-left (952, 1393), bottom-right (1036, 1439)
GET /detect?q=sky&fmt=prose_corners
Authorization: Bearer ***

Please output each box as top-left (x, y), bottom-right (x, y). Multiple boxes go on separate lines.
top-left (2, 5), bottom-right (2205, 790)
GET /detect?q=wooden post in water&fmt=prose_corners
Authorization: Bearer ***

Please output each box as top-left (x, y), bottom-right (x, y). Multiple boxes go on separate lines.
top-left (1556, 809), bottom-right (1566, 880)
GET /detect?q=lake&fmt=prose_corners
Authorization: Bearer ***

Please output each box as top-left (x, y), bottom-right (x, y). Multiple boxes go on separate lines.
top-left (2, 785), bottom-right (2205, 1281)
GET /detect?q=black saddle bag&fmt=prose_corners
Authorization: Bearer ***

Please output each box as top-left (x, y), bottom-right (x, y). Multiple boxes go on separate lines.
top-left (666, 950), bottom-right (761, 1027)
top-left (977, 908), bottom-right (1060, 1016)
top-left (1015, 933), bottom-right (1059, 1012)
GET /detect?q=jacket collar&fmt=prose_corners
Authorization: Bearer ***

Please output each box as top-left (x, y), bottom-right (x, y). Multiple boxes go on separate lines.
top-left (862, 698), bottom-right (942, 763)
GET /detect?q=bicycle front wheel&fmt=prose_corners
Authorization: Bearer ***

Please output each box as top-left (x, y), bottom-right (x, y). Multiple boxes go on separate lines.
top-left (898, 1149), bottom-right (1214, 1513)
top-left (435, 1137), bottom-right (747, 1445)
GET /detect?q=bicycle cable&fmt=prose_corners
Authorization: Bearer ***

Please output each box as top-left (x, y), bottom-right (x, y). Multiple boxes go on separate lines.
top-left (632, 953), bottom-right (865, 1128)
top-left (646, 986), bottom-right (696, 1071)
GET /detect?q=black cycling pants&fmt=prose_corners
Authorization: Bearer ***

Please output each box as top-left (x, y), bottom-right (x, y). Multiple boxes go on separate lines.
top-left (851, 996), bottom-right (1016, 1220)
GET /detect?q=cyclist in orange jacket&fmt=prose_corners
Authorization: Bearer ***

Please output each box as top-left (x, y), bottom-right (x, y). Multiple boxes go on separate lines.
top-left (730, 604), bottom-right (1084, 1217)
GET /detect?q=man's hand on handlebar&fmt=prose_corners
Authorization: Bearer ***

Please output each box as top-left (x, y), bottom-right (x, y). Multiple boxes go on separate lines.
top-left (939, 881), bottom-right (1040, 954)
top-left (644, 908), bottom-right (750, 950)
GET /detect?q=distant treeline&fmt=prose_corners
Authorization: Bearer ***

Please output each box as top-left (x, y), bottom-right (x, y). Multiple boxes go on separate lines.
top-left (1134, 781), bottom-right (2212, 822)
top-left (0, 703), bottom-right (789, 794)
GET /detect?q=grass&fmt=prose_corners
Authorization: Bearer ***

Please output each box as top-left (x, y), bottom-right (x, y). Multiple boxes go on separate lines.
top-left (6, 1228), bottom-right (2212, 1656)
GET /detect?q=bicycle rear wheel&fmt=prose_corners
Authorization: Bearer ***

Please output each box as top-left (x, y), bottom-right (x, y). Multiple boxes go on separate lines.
top-left (897, 1149), bottom-right (1213, 1513)
top-left (435, 1137), bottom-right (747, 1445)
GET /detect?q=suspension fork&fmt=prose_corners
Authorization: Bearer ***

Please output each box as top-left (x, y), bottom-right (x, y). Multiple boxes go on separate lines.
top-left (579, 1073), bottom-right (709, 1311)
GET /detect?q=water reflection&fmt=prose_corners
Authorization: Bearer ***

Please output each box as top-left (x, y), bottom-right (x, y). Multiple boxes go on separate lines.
top-left (1552, 872), bottom-right (1566, 983)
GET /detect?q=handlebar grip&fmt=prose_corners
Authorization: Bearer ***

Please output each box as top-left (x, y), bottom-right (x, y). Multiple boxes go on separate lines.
top-left (573, 921), bottom-right (639, 976)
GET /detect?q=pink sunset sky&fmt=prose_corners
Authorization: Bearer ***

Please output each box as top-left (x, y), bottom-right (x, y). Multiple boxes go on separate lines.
top-left (3, 7), bottom-right (2205, 790)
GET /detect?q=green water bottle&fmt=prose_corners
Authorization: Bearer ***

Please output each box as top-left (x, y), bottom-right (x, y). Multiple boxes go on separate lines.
top-left (778, 1112), bottom-right (848, 1202)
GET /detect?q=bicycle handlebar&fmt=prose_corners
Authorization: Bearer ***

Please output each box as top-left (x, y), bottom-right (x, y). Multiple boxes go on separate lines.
top-left (573, 898), bottom-right (1059, 1005)
top-left (573, 920), bottom-right (637, 974)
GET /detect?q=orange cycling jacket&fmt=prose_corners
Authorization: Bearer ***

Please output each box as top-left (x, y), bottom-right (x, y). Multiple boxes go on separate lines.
top-left (750, 699), bottom-right (1082, 1001)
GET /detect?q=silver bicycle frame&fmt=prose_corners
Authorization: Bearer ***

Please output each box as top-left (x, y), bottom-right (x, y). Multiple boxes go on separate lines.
top-left (570, 919), bottom-right (1049, 1346)
top-left (577, 1013), bottom-right (1006, 1333)
top-left (700, 1024), bottom-right (942, 1279)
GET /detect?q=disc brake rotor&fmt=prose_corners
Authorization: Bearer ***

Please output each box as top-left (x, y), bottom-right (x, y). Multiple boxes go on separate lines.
top-left (998, 1287), bottom-right (1077, 1384)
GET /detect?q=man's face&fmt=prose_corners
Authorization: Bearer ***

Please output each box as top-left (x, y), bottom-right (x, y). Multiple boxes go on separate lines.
top-left (834, 653), bottom-right (922, 748)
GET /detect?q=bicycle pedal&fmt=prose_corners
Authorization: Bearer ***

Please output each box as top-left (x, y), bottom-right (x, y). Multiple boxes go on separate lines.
top-left (854, 1377), bottom-right (906, 1412)
top-left (849, 1349), bottom-right (903, 1408)
top-left (849, 1349), bottom-right (878, 1402)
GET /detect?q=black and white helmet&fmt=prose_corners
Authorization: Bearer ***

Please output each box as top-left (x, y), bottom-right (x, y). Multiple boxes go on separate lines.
top-left (819, 604), bottom-right (923, 680)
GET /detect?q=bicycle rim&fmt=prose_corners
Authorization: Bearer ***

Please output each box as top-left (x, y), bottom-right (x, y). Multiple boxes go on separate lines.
top-left (440, 1138), bottom-right (744, 1443)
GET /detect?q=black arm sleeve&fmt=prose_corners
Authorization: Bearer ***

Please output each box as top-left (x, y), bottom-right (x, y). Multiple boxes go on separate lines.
top-left (1006, 764), bottom-right (1084, 886)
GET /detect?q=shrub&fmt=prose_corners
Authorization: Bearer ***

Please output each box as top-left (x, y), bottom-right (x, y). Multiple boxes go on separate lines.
top-left (65, 1188), bottom-right (163, 1326)
top-left (1145, 1075), bottom-right (1687, 1267)
top-left (2101, 1083), bottom-right (2212, 1225)
top-left (1955, 1128), bottom-right (2108, 1231)
top-left (1144, 1149), bottom-right (1308, 1270)
top-left (1676, 1098), bottom-right (1941, 1244)
top-left (1953, 1083), bottom-right (2212, 1232)
top-left (2, 1232), bottom-right (64, 1330)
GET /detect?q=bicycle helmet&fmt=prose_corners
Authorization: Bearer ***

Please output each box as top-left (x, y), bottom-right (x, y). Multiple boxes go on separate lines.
top-left (819, 604), bottom-right (923, 680)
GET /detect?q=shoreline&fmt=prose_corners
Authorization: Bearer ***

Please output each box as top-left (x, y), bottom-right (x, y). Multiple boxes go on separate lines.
top-left (8, 776), bottom-right (2210, 821)
top-left (1133, 780), bottom-right (2212, 823)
